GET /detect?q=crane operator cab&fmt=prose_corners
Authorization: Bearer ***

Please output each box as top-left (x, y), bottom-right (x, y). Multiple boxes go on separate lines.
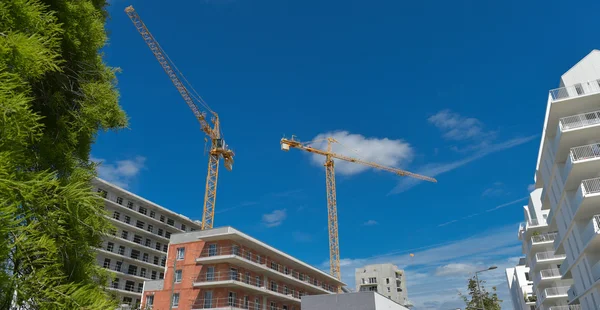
top-left (214, 138), bottom-right (225, 150)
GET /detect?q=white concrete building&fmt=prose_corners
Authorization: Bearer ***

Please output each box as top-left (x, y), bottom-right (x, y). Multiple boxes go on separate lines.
top-left (506, 257), bottom-right (536, 310)
top-left (301, 291), bottom-right (409, 310)
top-left (355, 263), bottom-right (410, 307)
top-left (510, 49), bottom-right (600, 310)
top-left (92, 178), bottom-right (202, 308)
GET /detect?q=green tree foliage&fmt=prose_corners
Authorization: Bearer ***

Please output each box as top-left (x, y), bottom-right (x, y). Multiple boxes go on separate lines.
top-left (0, 0), bottom-right (127, 308)
top-left (459, 276), bottom-right (502, 310)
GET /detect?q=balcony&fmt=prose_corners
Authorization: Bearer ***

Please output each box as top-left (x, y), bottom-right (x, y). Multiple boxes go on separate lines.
top-left (531, 251), bottom-right (565, 271)
top-left (563, 144), bottom-right (600, 190)
top-left (549, 306), bottom-right (581, 310)
top-left (581, 215), bottom-right (600, 252)
top-left (554, 110), bottom-right (600, 162)
top-left (540, 286), bottom-right (570, 303)
top-left (106, 283), bottom-right (142, 296)
top-left (539, 268), bottom-right (561, 282)
top-left (528, 232), bottom-right (558, 254)
top-left (550, 79), bottom-right (600, 102)
top-left (569, 177), bottom-right (600, 221)
top-left (197, 246), bottom-right (335, 294)
top-left (192, 297), bottom-right (288, 310)
top-left (193, 271), bottom-right (301, 303)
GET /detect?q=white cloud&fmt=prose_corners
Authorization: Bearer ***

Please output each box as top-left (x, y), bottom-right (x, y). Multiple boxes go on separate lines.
top-left (332, 224), bottom-right (521, 310)
top-left (292, 231), bottom-right (312, 242)
top-left (262, 209), bottom-right (287, 227)
top-left (308, 131), bottom-right (413, 176)
top-left (390, 135), bottom-right (538, 194)
top-left (482, 182), bottom-right (505, 197)
top-left (434, 263), bottom-right (479, 276)
top-left (92, 156), bottom-right (146, 189)
top-left (428, 109), bottom-right (490, 141)
top-left (362, 220), bottom-right (379, 226)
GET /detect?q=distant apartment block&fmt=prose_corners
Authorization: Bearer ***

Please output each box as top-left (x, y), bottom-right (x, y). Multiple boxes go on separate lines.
top-left (506, 258), bottom-right (536, 310)
top-left (355, 263), bottom-right (409, 306)
top-left (140, 226), bottom-right (345, 310)
top-left (92, 178), bottom-right (203, 308)
top-left (509, 49), bottom-right (600, 310)
top-left (302, 291), bottom-right (410, 310)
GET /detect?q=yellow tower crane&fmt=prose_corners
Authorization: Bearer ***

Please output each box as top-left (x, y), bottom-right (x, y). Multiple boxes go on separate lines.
top-left (281, 136), bottom-right (437, 280)
top-left (125, 6), bottom-right (234, 230)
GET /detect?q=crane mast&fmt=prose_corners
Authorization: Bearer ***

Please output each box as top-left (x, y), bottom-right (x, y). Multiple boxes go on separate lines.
top-left (281, 136), bottom-right (437, 280)
top-left (125, 6), bottom-right (234, 230)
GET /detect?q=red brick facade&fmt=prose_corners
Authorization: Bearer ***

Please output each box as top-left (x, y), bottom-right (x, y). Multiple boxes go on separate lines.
top-left (142, 236), bottom-right (341, 310)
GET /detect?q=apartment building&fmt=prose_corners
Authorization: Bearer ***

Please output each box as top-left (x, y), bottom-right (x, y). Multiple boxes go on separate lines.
top-left (510, 49), bottom-right (600, 310)
top-left (92, 178), bottom-right (203, 308)
top-left (354, 263), bottom-right (409, 306)
top-left (506, 258), bottom-right (536, 310)
top-left (302, 291), bottom-right (409, 310)
top-left (141, 226), bottom-right (345, 310)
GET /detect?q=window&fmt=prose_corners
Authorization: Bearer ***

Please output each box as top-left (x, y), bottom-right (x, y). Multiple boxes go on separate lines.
top-left (151, 270), bottom-right (157, 280)
top-left (97, 188), bottom-right (108, 198)
top-left (245, 250), bottom-right (252, 261)
top-left (228, 292), bottom-right (237, 307)
top-left (271, 261), bottom-right (278, 271)
top-left (175, 270), bottom-right (182, 283)
top-left (140, 268), bottom-right (147, 278)
top-left (145, 238), bottom-right (151, 247)
top-left (270, 302), bottom-right (276, 310)
top-left (368, 277), bottom-right (377, 284)
top-left (138, 206), bottom-right (147, 215)
top-left (133, 235), bottom-right (142, 244)
top-left (254, 298), bottom-right (260, 310)
top-left (230, 268), bottom-right (238, 280)
top-left (165, 231), bottom-right (172, 239)
top-left (146, 295), bottom-right (154, 307)
top-left (157, 228), bottom-right (164, 236)
top-left (256, 254), bottom-right (261, 264)
top-left (245, 272), bottom-right (250, 284)
top-left (136, 220), bottom-right (144, 229)
top-left (109, 228), bottom-right (117, 236)
top-left (150, 210), bottom-right (155, 218)
top-left (176, 247), bottom-right (185, 260)
top-left (181, 224), bottom-right (186, 231)
top-left (167, 218), bottom-right (175, 226)
top-left (159, 272), bottom-right (164, 280)
top-left (284, 266), bottom-right (289, 275)
top-left (525, 272), bottom-right (530, 281)
top-left (106, 242), bottom-right (114, 252)
top-left (127, 201), bottom-right (134, 209)
top-left (130, 249), bottom-right (140, 260)
top-left (244, 296), bottom-right (249, 309)
top-left (172, 293), bottom-right (179, 307)
top-left (103, 258), bottom-right (111, 268)
top-left (208, 244), bottom-right (217, 256)
top-left (284, 285), bottom-right (289, 295)
top-left (147, 225), bottom-right (153, 233)
top-left (124, 215), bottom-right (131, 224)
top-left (233, 245), bottom-right (240, 256)
top-left (206, 266), bottom-right (215, 281)
top-left (123, 296), bottom-right (132, 305)
top-left (270, 281), bottom-right (277, 292)
top-left (283, 306), bottom-right (288, 310)
top-left (118, 246), bottom-right (125, 255)
top-left (161, 257), bottom-right (166, 267)
top-left (256, 276), bottom-right (261, 287)
top-left (111, 278), bottom-right (119, 289)
top-left (116, 197), bottom-right (123, 205)
top-left (153, 256), bottom-right (159, 265)
top-left (387, 287), bottom-right (391, 293)
top-left (121, 230), bottom-right (128, 240)
top-left (155, 242), bottom-right (161, 251)
top-left (115, 261), bottom-right (122, 272)
top-left (112, 211), bottom-right (120, 220)
top-left (159, 215), bottom-right (165, 222)
top-left (299, 273), bottom-right (304, 281)
top-left (142, 253), bottom-right (149, 262)
top-left (386, 278), bottom-right (390, 284)
top-left (203, 291), bottom-right (213, 308)
top-left (127, 265), bottom-right (138, 276)
top-left (163, 244), bottom-right (168, 252)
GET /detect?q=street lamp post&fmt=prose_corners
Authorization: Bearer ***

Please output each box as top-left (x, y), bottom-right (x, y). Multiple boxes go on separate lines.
top-left (474, 266), bottom-right (497, 310)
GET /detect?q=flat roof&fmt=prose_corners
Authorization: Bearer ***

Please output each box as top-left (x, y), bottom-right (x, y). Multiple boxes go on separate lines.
top-left (171, 226), bottom-right (345, 285)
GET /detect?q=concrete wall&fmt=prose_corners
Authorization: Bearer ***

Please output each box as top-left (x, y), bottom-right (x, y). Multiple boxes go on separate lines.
top-left (560, 50), bottom-right (600, 87)
top-left (355, 264), bottom-right (408, 306)
top-left (302, 292), bottom-right (408, 310)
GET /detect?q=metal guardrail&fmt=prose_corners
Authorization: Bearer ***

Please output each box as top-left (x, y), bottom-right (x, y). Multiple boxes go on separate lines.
top-left (532, 232), bottom-right (558, 243)
top-left (536, 251), bottom-right (566, 261)
top-left (582, 177), bottom-right (600, 195)
top-left (191, 297), bottom-right (291, 310)
top-left (570, 143), bottom-right (600, 162)
top-left (194, 271), bottom-right (302, 300)
top-left (540, 268), bottom-right (561, 279)
top-left (550, 79), bottom-right (600, 101)
top-left (560, 110), bottom-right (600, 131)
top-left (549, 306), bottom-right (581, 310)
top-left (543, 286), bottom-right (570, 297)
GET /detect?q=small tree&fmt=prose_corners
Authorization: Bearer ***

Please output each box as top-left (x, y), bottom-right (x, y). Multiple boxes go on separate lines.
top-left (459, 276), bottom-right (502, 310)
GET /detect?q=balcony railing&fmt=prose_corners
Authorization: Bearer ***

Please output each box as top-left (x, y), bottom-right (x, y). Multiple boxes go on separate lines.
top-left (570, 143), bottom-right (600, 162)
top-left (532, 232), bottom-right (558, 244)
top-left (549, 306), bottom-right (581, 310)
top-left (199, 246), bottom-right (336, 293)
top-left (560, 110), bottom-right (600, 131)
top-left (192, 297), bottom-right (291, 310)
top-left (549, 79), bottom-right (600, 101)
top-left (582, 177), bottom-right (600, 195)
top-left (542, 286), bottom-right (570, 298)
top-left (540, 268), bottom-right (561, 279)
top-left (536, 251), bottom-right (566, 261)
top-left (194, 271), bottom-right (302, 300)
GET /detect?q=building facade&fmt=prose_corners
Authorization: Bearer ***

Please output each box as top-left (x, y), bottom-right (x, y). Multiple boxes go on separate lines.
top-left (509, 49), bottom-right (600, 310)
top-left (354, 264), bottom-right (409, 306)
top-left (141, 226), bottom-right (345, 310)
top-left (301, 291), bottom-right (409, 310)
top-left (92, 178), bottom-right (203, 308)
top-left (505, 258), bottom-right (536, 310)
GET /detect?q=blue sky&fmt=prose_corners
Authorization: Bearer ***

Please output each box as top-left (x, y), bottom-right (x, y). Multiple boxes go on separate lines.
top-left (95, 0), bottom-right (600, 308)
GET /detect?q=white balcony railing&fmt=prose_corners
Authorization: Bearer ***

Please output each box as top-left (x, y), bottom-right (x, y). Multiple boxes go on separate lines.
top-left (560, 110), bottom-right (600, 131)
top-left (194, 271), bottom-right (302, 300)
top-left (540, 268), bottom-right (561, 279)
top-left (543, 286), bottom-right (570, 298)
top-left (536, 251), bottom-right (566, 261)
top-left (532, 232), bottom-right (558, 243)
top-left (550, 79), bottom-right (600, 101)
top-left (582, 177), bottom-right (600, 195)
top-left (192, 297), bottom-right (290, 310)
top-left (570, 143), bottom-right (600, 162)
top-left (549, 306), bottom-right (581, 310)
top-left (198, 246), bottom-right (336, 293)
